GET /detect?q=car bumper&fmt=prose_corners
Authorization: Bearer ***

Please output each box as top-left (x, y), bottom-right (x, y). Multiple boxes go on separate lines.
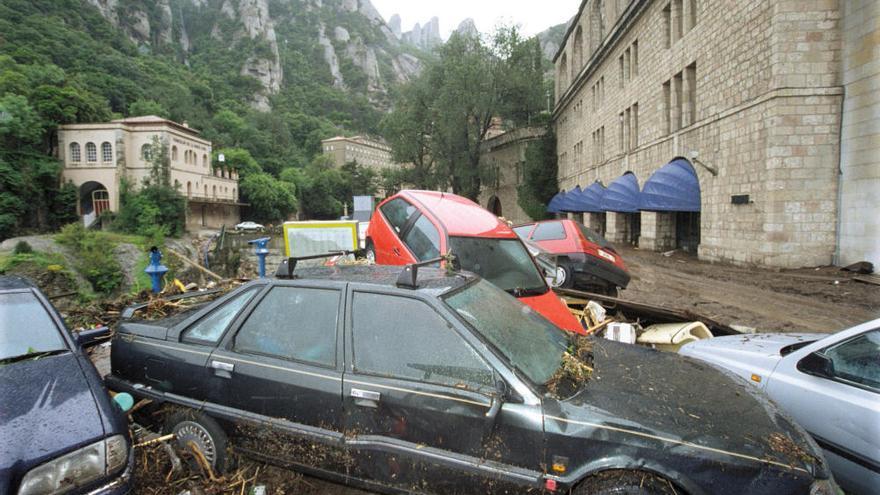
top-left (565, 253), bottom-right (631, 289)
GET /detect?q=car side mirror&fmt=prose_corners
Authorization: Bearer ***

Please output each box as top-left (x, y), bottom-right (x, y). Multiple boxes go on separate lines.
top-left (797, 352), bottom-right (834, 378)
top-left (75, 326), bottom-right (111, 348)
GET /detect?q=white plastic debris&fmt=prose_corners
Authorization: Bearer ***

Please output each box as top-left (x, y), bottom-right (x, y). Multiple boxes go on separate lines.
top-left (604, 322), bottom-right (637, 344)
top-left (586, 300), bottom-right (606, 324)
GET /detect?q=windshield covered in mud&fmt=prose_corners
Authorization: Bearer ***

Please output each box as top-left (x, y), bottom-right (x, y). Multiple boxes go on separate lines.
top-left (444, 279), bottom-right (569, 385)
top-left (0, 292), bottom-right (68, 363)
top-left (447, 237), bottom-right (547, 296)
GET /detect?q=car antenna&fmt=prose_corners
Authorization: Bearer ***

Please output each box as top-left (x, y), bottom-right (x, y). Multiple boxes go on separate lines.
top-left (396, 252), bottom-right (459, 289)
top-left (275, 250), bottom-right (355, 279)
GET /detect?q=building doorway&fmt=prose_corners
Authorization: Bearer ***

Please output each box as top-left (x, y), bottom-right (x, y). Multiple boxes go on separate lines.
top-left (487, 196), bottom-right (502, 216)
top-left (675, 212), bottom-right (700, 253)
top-left (79, 181), bottom-right (109, 227)
top-left (625, 212), bottom-right (641, 245)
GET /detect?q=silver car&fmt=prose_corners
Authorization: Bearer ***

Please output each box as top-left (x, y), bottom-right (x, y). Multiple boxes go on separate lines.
top-left (680, 319), bottom-right (880, 495)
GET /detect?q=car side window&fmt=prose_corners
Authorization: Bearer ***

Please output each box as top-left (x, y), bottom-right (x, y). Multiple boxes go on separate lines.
top-left (234, 287), bottom-right (339, 367)
top-left (182, 286), bottom-right (260, 344)
top-left (402, 215), bottom-right (440, 261)
top-left (531, 222), bottom-right (566, 241)
top-left (380, 198), bottom-right (417, 234)
top-left (824, 330), bottom-right (880, 392)
top-left (352, 292), bottom-right (494, 390)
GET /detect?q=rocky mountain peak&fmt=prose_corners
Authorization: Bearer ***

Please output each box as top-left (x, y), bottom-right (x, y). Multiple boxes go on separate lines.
top-left (401, 16), bottom-right (442, 49)
top-left (454, 18), bottom-right (479, 38)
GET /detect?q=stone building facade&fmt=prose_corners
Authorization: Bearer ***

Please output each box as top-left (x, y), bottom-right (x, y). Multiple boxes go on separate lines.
top-left (552, 0), bottom-right (879, 268)
top-left (58, 116), bottom-right (241, 231)
top-left (321, 135), bottom-right (397, 171)
top-left (478, 127), bottom-right (547, 225)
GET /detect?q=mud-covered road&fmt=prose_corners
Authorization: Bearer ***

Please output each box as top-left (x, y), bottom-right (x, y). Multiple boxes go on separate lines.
top-left (618, 246), bottom-right (879, 333)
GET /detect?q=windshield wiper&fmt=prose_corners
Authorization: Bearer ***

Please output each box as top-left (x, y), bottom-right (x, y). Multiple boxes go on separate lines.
top-left (506, 286), bottom-right (549, 297)
top-left (0, 349), bottom-right (68, 365)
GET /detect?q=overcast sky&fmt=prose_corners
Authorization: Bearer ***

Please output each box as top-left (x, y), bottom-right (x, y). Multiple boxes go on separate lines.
top-left (370, 0), bottom-right (580, 39)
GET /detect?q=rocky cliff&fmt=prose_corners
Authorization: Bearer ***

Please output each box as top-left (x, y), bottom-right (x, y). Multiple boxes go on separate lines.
top-left (86, 0), bottom-right (423, 110)
top-left (400, 16), bottom-right (443, 49)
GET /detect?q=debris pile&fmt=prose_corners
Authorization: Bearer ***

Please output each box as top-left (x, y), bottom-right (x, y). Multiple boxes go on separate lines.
top-left (546, 335), bottom-right (594, 399)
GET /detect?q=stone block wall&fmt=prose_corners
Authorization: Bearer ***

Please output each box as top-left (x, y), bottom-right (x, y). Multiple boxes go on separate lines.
top-left (553, 0), bottom-right (845, 268)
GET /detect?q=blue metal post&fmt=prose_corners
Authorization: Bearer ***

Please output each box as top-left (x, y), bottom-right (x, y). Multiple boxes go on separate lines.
top-left (248, 237), bottom-right (271, 278)
top-left (144, 246), bottom-right (168, 293)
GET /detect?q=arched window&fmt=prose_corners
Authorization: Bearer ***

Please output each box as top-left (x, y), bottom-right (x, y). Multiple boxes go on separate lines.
top-left (212, 185), bottom-right (217, 199)
top-left (101, 142), bottom-right (112, 162)
top-left (204, 184), bottom-right (207, 197)
top-left (573, 25), bottom-right (584, 76)
top-left (187, 181), bottom-right (192, 198)
top-left (559, 53), bottom-right (569, 94)
top-left (141, 144), bottom-right (152, 161)
top-left (86, 142), bottom-right (97, 162)
top-left (172, 146), bottom-right (178, 162)
top-left (203, 154), bottom-right (208, 167)
top-left (590, 0), bottom-right (606, 54)
top-left (69, 143), bottom-right (81, 162)
top-left (233, 188), bottom-right (236, 200)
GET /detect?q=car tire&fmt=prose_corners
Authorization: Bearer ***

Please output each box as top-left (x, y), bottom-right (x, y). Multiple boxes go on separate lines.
top-left (165, 410), bottom-right (228, 473)
top-left (555, 263), bottom-right (574, 289)
top-left (365, 240), bottom-right (376, 263)
top-left (574, 470), bottom-right (678, 495)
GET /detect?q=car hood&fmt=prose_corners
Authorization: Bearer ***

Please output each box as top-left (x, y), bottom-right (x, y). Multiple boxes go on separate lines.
top-left (679, 333), bottom-right (826, 380)
top-left (544, 340), bottom-right (823, 475)
top-left (0, 353), bottom-right (105, 490)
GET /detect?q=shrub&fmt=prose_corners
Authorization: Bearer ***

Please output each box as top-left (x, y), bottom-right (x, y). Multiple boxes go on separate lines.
top-left (13, 240), bottom-right (33, 254)
top-left (56, 223), bottom-right (123, 295)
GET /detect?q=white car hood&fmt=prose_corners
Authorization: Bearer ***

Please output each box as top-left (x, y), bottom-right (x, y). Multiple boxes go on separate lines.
top-left (679, 333), bottom-right (826, 387)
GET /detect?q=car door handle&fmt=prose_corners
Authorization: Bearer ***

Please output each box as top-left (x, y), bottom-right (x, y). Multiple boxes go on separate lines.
top-left (351, 388), bottom-right (381, 408)
top-left (210, 360), bottom-right (234, 378)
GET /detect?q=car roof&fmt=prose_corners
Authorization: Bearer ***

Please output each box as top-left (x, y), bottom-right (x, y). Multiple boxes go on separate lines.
top-left (401, 190), bottom-right (516, 238)
top-left (287, 264), bottom-right (476, 294)
top-left (0, 275), bottom-right (38, 292)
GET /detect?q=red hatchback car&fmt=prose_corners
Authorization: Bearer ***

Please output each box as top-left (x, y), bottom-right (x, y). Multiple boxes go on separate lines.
top-left (514, 219), bottom-right (630, 295)
top-left (365, 190), bottom-right (582, 333)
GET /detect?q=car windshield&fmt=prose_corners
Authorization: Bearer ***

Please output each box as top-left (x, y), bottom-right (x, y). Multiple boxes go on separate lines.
top-left (0, 292), bottom-right (68, 362)
top-left (444, 280), bottom-right (569, 386)
top-left (448, 236), bottom-right (547, 296)
top-left (575, 223), bottom-right (611, 248)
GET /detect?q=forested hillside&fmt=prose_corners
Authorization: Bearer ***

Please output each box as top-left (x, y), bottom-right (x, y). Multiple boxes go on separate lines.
top-left (0, 0), bottom-right (428, 236)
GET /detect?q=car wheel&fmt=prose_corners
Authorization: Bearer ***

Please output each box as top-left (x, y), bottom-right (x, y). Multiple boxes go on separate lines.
top-left (575, 470), bottom-right (678, 495)
top-left (365, 240), bottom-right (376, 263)
top-left (554, 264), bottom-right (574, 289)
top-left (165, 410), bottom-right (228, 473)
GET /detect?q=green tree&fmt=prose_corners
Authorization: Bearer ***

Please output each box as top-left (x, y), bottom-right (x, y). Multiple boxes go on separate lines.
top-left (389, 27), bottom-right (543, 200)
top-left (128, 98), bottom-right (169, 118)
top-left (213, 147), bottom-right (262, 177)
top-left (517, 127), bottom-right (558, 220)
top-left (380, 73), bottom-right (438, 189)
top-left (240, 172), bottom-right (297, 223)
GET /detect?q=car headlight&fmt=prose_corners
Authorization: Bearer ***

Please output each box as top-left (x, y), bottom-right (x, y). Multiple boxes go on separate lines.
top-left (18, 435), bottom-right (128, 495)
top-left (809, 478), bottom-right (842, 495)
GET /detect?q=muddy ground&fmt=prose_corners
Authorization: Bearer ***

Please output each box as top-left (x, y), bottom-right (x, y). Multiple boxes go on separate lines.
top-left (618, 246), bottom-right (879, 333)
top-left (108, 247), bottom-right (878, 493)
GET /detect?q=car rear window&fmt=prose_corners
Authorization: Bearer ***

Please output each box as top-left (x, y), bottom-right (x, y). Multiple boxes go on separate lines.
top-left (512, 224), bottom-right (534, 238)
top-left (448, 237), bottom-right (547, 295)
top-left (575, 223), bottom-right (611, 248)
top-left (0, 292), bottom-right (67, 361)
top-left (531, 222), bottom-right (566, 241)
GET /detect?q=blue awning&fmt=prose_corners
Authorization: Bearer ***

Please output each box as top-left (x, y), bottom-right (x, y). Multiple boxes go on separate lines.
top-left (640, 158), bottom-right (701, 212)
top-left (576, 182), bottom-right (607, 213)
top-left (558, 185), bottom-right (583, 212)
top-left (547, 190), bottom-right (567, 213)
top-left (600, 172), bottom-right (640, 212)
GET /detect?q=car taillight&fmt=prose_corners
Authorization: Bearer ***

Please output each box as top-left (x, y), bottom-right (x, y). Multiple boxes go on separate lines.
top-left (597, 249), bottom-right (616, 262)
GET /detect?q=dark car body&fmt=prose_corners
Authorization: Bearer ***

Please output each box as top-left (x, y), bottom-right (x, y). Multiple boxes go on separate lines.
top-left (514, 219), bottom-right (630, 293)
top-left (106, 265), bottom-right (832, 495)
top-left (365, 190), bottom-right (582, 332)
top-left (0, 276), bottom-right (132, 495)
